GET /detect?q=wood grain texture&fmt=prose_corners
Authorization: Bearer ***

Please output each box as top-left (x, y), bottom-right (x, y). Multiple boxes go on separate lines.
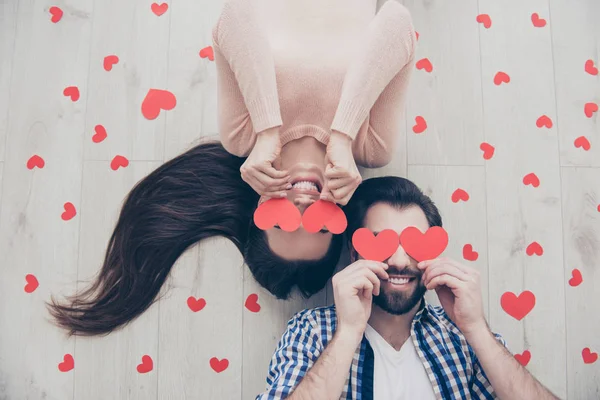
top-left (560, 167), bottom-right (600, 399)
top-left (0, 0), bottom-right (18, 162)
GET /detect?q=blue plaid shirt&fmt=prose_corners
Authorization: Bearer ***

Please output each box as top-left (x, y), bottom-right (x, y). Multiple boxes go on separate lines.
top-left (257, 300), bottom-right (507, 399)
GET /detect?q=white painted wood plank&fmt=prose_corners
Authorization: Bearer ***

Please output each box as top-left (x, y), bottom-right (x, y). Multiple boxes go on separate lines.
top-left (560, 167), bottom-right (600, 400)
top-left (478, 1), bottom-right (567, 397)
top-left (83, 0), bottom-right (170, 162)
top-left (0, 1), bottom-right (93, 399)
top-left (73, 160), bottom-right (161, 400)
top-left (402, 0), bottom-right (485, 166)
top-left (163, 0), bottom-right (222, 161)
top-left (408, 166), bottom-right (490, 318)
top-left (0, 0), bottom-right (18, 162)
top-left (549, 0), bottom-right (600, 167)
top-left (158, 238), bottom-right (244, 400)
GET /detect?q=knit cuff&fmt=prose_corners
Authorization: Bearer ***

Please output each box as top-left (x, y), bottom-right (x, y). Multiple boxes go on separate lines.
top-left (330, 99), bottom-right (370, 140)
top-left (246, 94), bottom-right (283, 133)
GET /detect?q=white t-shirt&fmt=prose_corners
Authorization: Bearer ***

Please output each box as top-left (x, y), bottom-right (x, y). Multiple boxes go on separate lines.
top-left (364, 324), bottom-right (437, 400)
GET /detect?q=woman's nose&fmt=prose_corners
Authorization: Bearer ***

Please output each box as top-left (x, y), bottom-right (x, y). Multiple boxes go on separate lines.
top-left (293, 196), bottom-right (315, 213)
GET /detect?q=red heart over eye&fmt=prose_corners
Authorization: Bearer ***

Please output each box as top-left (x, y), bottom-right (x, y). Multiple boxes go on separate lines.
top-left (399, 226), bottom-right (448, 262)
top-left (302, 200), bottom-right (347, 234)
top-left (253, 198), bottom-right (301, 232)
top-left (352, 228), bottom-right (399, 262)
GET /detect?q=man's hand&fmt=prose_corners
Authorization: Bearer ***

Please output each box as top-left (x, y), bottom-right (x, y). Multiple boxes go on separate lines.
top-left (321, 131), bottom-right (362, 206)
top-left (332, 260), bottom-right (389, 338)
top-left (240, 128), bottom-right (291, 198)
top-left (418, 257), bottom-right (486, 336)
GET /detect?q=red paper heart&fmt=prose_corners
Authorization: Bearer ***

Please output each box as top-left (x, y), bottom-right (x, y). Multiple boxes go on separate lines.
top-left (462, 244), bottom-right (479, 261)
top-left (476, 14), bottom-right (492, 29)
top-left (24, 274), bottom-right (39, 293)
top-left (26, 155), bottom-right (45, 170)
top-left (61, 202), bottom-right (76, 221)
top-left (254, 198), bottom-right (301, 232)
top-left (137, 355), bottom-right (153, 373)
top-left (582, 348), bottom-right (598, 364)
top-left (210, 357), bottom-right (229, 373)
top-left (63, 86), bottom-right (80, 102)
top-left (500, 291), bottom-right (535, 321)
top-left (569, 269), bottom-right (583, 287)
top-left (451, 189), bottom-right (469, 203)
top-left (110, 155), bottom-right (129, 171)
top-left (515, 350), bottom-right (531, 366)
top-left (585, 60), bottom-right (598, 76)
top-left (245, 294), bottom-right (261, 313)
top-left (49, 6), bottom-right (63, 23)
top-left (199, 46), bottom-right (214, 61)
top-left (187, 296), bottom-right (206, 312)
top-left (58, 354), bottom-right (74, 372)
top-left (416, 58), bottom-right (433, 73)
top-left (493, 71), bottom-right (510, 85)
top-left (103, 55), bottom-right (119, 71)
top-left (141, 89), bottom-right (177, 120)
top-left (523, 173), bottom-right (540, 188)
top-left (352, 228), bottom-right (399, 262)
top-left (480, 142), bottom-right (495, 160)
top-left (399, 226), bottom-right (448, 262)
top-left (574, 136), bottom-right (591, 151)
top-left (412, 116), bottom-right (427, 134)
top-left (536, 115), bottom-right (553, 129)
top-left (584, 102), bottom-right (598, 118)
top-left (531, 13), bottom-right (547, 28)
top-left (151, 3), bottom-right (168, 16)
top-left (93, 125), bottom-right (107, 143)
top-left (302, 200), bottom-right (347, 234)
top-left (526, 241), bottom-right (543, 256)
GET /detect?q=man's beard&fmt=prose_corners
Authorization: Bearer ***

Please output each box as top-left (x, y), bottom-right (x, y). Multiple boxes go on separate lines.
top-left (373, 267), bottom-right (427, 316)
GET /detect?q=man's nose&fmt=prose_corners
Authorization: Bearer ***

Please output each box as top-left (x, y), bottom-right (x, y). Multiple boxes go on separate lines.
top-left (386, 244), bottom-right (411, 268)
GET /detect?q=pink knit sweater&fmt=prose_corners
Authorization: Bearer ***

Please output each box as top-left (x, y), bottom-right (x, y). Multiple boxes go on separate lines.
top-left (212, 0), bottom-right (416, 168)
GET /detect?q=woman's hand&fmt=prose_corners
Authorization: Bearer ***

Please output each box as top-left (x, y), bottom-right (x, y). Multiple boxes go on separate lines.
top-left (321, 131), bottom-right (362, 205)
top-left (240, 128), bottom-right (291, 198)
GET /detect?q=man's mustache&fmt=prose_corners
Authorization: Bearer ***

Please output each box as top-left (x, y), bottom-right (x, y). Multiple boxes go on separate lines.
top-left (385, 266), bottom-right (422, 278)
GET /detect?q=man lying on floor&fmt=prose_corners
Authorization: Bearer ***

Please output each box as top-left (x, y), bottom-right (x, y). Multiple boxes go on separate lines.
top-left (256, 177), bottom-right (558, 400)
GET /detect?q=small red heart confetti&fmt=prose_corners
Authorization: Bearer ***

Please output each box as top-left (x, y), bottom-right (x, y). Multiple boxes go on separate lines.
top-left (451, 189), bottom-right (469, 203)
top-left (151, 3), bottom-right (168, 16)
top-left (582, 348), bottom-right (598, 364)
top-left (199, 46), bottom-right (214, 61)
top-left (585, 60), bottom-right (598, 76)
top-left (536, 115), bottom-right (553, 129)
top-left (210, 357), bottom-right (229, 373)
top-left (49, 6), bottom-right (63, 23)
top-left (569, 269), bottom-right (583, 287)
top-left (526, 241), bottom-right (543, 256)
top-left (141, 89), bottom-right (177, 120)
top-left (58, 354), bottom-right (74, 372)
top-left (187, 296), bottom-right (206, 312)
top-left (399, 226), bottom-right (449, 262)
top-left (26, 155), bottom-right (45, 170)
top-left (24, 274), bottom-right (39, 293)
top-left (254, 198), bottom-right (302, 232)
top-left (137, 355), bottom-right (153, 373)
top-left (476, 14), bottom-right (492, 29)
top-left (110, 155), bottom-right (129, 171)
top-left (302, 200), bottom-right (347, 234)
top-left (415, 31), bottom-right (420, 40)
top-left (92, 125), bottom-right (107, 143)
top-left (245, 294), bottom-right (261, 313)
top-left (103, 55), bottom-right (119, 71)
top-left (416, 58), bottom-right (433, 73)
top-left (480, 142), bottom-right (495, 160)
top-left (515, 350), bottom-right (531, 366)
top-left (584, 102), bottom-right (598, 118)
top-left (63, 86), bottom-right (80, 102)
top-left (412, 116), bottom-right (427, 134)
top-left (523, 173), bottom-right (540, 188)
top-left (61, 202), bottom-right (77, 221)
top-left (501, 290), bottom-right (535, 321)
top-left (352, 228), bottom-right (399, 262)
top-left (531, 13), bottom-right (547, 28)
top-left (462, 244), bottom-right (479, 262)
top-left (493, 72), bottom-right (510, 85)
top-left (574, 136), bottom-right (591, 151)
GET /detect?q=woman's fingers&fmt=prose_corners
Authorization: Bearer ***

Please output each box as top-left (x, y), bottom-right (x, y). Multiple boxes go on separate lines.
top-left (256, 164), bottom-right (289, 180)
top-left (327, 177), bottom-right (356, 191)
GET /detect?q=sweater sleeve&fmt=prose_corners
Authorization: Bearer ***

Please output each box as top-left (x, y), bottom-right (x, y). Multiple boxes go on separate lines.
top-left (212, 0), bottom-right (283, 156)
top-left (330, 0), bottom-right (416, 140)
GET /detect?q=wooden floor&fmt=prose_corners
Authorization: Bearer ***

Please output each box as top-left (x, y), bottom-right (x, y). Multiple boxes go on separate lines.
top-left (0, 0), bottom-right (599, 399)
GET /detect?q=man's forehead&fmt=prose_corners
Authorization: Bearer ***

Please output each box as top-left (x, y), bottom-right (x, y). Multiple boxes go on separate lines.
top-left (363, 203), bottom-right (429, 233)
